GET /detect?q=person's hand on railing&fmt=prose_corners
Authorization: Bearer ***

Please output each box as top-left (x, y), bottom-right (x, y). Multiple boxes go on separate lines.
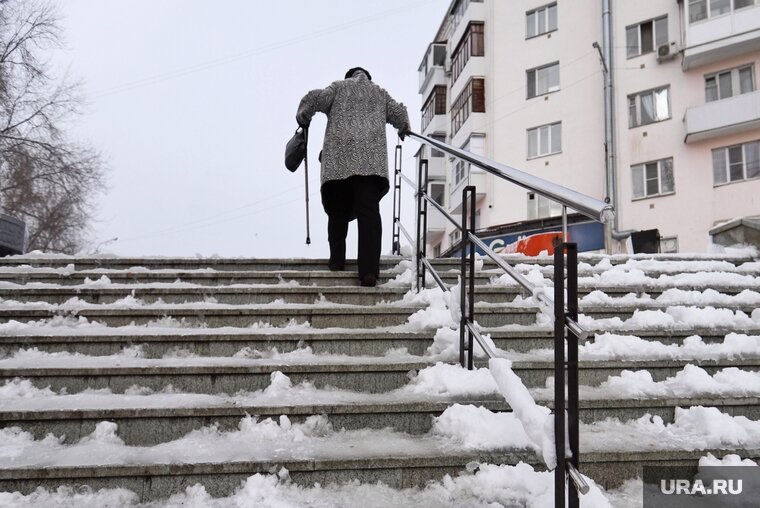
top-left (398, 123), bottom-right (411, 141)
top-left (296, 112), bottom-right (311, 129)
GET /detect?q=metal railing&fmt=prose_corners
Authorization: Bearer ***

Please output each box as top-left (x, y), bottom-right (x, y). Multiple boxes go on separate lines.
top-left (391, 131), bottom-right (613, 507)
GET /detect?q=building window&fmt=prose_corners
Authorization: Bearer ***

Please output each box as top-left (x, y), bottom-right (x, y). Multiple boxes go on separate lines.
top-left (527, 122), bottom-right (561, 158)
top-left (626, 16), bottom-right (668, 58)
top-left (527, 192), bottom-right (563, 220)
top-left (433, 244), bottom-right (442, 258)
top-left (527, 62), bottom-right (560, 98)
top-left (451, 78), bottom-right (485, 135)
top-left (452, 159), bottom-right (468, 186)
top-left (705, 65), bottom-right (754, 102)
top-left (631, 158), bottom-right (675, 199)
top-left (421, 86), bottom-right (447, 131)
top-left (628, 86), bottom-right (670, 128)
top-left (526, 3), bottom-right (557, 38)
top-left (430, 182), bottom-right (445, 205)
top-left (451, 22), bottom-right (484, 84)
top-left (689, 0), bottom-right (751, 23)
top-left (430, 134), bottom-right (446, 157)
top-left (712, 141), bottom-right (760, 185)
top-left (449, 229), bottom-right (461, 245)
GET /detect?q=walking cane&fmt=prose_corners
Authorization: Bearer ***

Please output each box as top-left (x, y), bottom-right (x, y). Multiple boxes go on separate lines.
top-left (303, 127), bottom-right (311, 245)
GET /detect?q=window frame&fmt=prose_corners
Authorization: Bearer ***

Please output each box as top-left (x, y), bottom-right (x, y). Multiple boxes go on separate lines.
top-left (421, 85), bottom-right (447, 132)
top-left (689, 0), bottom-right (755, 23)
top-left (526, 2), bottom-right (558, 39)
top-left (630, 158), bottom-right (675, 199)
top-left (451, 77), bottom-right (485, 135)
top-left (527, 192), bottom-right (563, 220)
top-left (628, 85), bottom-right (671, 128)
top-left (527, 121), bottom-right (562, 159)
top-left (451, 158), bottom-right (468, 187)
top-left (712, 140), bottom-right (760, 186)
top-left (704, 64), bottom-right (755, 102)
top-left (625, 15), bottom-right (668, 59)
top-left (526, 61), bottom-right (560, 99)
top-left (451, 22), bottom-right (484, 85)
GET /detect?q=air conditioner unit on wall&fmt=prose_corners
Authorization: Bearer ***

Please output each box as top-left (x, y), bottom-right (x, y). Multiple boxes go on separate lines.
top-left (657, 42), bottom-right (680, 63)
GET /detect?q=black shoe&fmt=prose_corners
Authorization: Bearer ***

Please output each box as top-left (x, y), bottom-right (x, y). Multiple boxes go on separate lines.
top-left (360, 273), bottom-right (377, 287)
top-left (328, 261), bottom-right (344, 271)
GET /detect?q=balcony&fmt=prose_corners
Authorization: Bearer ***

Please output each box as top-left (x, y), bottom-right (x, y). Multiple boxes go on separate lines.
top-left (418, 43), bottom-right (446, 94)
top-left (683, 4), bottom-right (760, 69)
top-left (684, 89), bottom-right (760, 143)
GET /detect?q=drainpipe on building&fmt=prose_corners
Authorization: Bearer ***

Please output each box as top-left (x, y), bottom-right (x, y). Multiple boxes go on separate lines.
top-left (600, 0), bottom-right (636, 253)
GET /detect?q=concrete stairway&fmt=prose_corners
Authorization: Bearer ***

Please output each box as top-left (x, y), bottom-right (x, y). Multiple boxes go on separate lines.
top-left (1, 254), bottom-right (759, 501)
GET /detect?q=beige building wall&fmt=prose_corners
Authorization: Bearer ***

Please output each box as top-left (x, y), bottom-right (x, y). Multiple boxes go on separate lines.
top-left (417, 0), bottom-right (760, 255)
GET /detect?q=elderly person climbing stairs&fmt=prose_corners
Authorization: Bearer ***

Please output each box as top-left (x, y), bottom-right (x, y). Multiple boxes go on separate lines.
top-left (296, 66), bottom-right (411, 287)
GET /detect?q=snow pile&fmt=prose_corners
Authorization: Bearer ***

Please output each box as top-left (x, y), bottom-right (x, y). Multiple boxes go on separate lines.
top-left (583, 406), bottom-right (760, 452)
top-left (404, 362), bottom-right (497, 396)
top-left (699, 452), bottom-right (758, 467)
top-left (579, 332), bottom-right (760, 361)
top-left (432, 403), bottom-right (536, 450)
top-left (533, 365), bottom-right (760, 400)
top-left (424, 327), bottom-right (500, 360)
top-left (579, 306), bottom-right (759, 330)
top-left (0, 461), bottom-right (612, 508)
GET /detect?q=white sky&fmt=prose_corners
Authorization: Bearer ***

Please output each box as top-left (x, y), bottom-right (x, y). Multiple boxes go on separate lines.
top-left (53, 0), bottom-right (449, 257)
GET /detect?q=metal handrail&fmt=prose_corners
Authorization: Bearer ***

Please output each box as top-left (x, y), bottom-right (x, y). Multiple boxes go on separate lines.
top-left (408, 131), bottom-right (615, 224)
top-left (396, 133), bottom-right (608, 506)
top-left (467, 232), bottom-right (589, 341)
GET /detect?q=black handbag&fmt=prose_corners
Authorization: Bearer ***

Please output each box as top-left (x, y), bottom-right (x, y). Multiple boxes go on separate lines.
top-left (284, 127), bottom-right (307, 172)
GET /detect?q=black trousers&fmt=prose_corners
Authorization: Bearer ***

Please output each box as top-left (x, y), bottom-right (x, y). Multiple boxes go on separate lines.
top-left (321, 175), bottom-right (388, 278)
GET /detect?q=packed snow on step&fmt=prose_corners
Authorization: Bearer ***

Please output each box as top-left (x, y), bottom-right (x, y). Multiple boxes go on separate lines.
top-left (0, 294), bottom-right (381, 312)
top-left (3, 329), bottom-right (760, 370)
top-left (1, 403), bottom-right (759, 470)
top-left (0, 275), bottom-right (305, 290)
top-left (0, 344), bottom-right (423, 369)
top-left (5, 361), bottom-right (760, 413)
top-left (0, 461), bottom-right (615, 508)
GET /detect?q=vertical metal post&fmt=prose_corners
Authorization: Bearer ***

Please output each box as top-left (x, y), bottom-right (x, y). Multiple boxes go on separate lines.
top-left (421, 159), bottom-right (429, 289)
top-left (466, 186), bottom-right (476, 371)
top-left (554, 239), bottom-right (566, 507)
top-left (566, 242), bottom-right (580, 508)
top-left (459, 186), bottom-right (469, 368)
top-left (415, 158), bottom-right (426, 292)
top-left (391, 144), bottom-right (402, 255)
top-left (562, 205), bottom-right (568, 242)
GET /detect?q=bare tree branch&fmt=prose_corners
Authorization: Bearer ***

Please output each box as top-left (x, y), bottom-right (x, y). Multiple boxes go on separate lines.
top-left (0, 0), bottom-right (106, 253)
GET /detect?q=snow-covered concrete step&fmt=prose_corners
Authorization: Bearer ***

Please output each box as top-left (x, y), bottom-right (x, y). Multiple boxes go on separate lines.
top-left (0, 302), bottom-right (756, 328)
top-left (4, 396), bottom-right (759, 447)
top-left (0, 283), bottom-right (754, 305)
top-left (2, 253), bottom-right (753, 270)
top-left (4, 357), bottom-right (759, 393)
top-left (1, 445), bottom-right (758, 501)
top-left (0, 305), bottom-right (544, 327)
top-left (2, 265), bottom-right (757, 287)
top-left (5, 327), bottom-right (752, 357)
top-left (0, 448), bottom-right (536, 501)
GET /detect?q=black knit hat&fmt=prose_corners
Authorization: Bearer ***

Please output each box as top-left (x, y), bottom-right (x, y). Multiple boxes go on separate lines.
top-left (345, 67), bottom-right (372, 81)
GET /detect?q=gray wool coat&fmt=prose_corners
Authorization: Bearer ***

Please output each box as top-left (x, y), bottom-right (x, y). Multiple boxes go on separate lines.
top-left (296, 72), bottom-right (410, 188)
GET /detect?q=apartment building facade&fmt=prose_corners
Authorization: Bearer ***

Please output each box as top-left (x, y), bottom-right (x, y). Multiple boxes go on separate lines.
top-left (416, 0), bottom-right (760, 255)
